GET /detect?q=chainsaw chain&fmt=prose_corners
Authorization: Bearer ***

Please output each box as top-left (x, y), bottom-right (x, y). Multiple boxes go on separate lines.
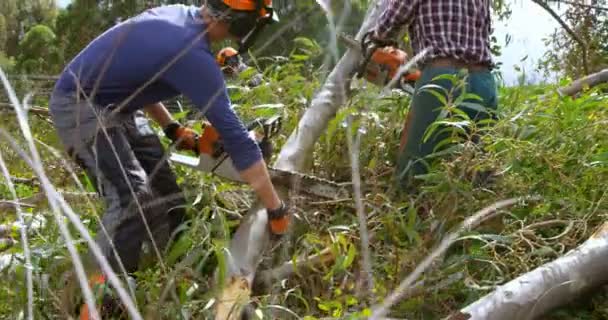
top-left (267, 167), bottom-right (350, 200)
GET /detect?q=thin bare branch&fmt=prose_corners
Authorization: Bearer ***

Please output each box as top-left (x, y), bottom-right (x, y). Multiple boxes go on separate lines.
top-left (346, 114), bottom-right (375, 298)
top-left (0, 151), bottom-right (34, 319)
top-left (532, 0), bottom-right (590, 74)
top-left (547, 0), bottom-right (608, 11)
top-left (0, 192), bottom-right (96, 211)
top-left (369, 197), bottom-right (541, 319)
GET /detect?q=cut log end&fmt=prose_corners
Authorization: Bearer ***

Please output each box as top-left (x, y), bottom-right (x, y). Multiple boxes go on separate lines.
top-left (215, 276), bottom-right (251, 320)
top-left (446, 312), bottom-right (471, 320)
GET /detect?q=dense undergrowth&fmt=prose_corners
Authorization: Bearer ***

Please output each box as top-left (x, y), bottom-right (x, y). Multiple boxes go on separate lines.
top-left (1, 42), bottom-right (607, 319)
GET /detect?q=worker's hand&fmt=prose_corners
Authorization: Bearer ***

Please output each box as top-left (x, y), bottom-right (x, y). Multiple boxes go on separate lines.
top-left (163, 122), bottom-right (199, 153)
top-left (362, 30), bottom-right (398, 56)
top-left (358, 31), bottom-right (399, 79)
top-left (267, 201), bottom-right (290, 236)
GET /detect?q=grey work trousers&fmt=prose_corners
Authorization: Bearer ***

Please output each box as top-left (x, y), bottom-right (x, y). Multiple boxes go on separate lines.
top-left (49, 94), bottom-right (186, 273)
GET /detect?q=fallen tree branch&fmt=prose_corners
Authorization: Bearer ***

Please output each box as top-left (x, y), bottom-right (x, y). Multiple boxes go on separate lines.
top-left (448, 221), bottom-right (608, 320)
top-left (9, 176), bottom-right (40, 187)
top-left (512, 68), bottom-right (608, 122)
top-left (557, 68), bottom-right (608, 97)
top-left (0, 103), bottom-right (50, 116)
top-left (369, 197), bottom-right (541, 319)
top-left (254, 248), bottom-right (335, 289)
top-left (0, 192), bottom-right (97, 211)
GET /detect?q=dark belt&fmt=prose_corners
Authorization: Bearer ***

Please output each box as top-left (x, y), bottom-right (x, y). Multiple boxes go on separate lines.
top-left (424, 57), bottom-right (492, 72)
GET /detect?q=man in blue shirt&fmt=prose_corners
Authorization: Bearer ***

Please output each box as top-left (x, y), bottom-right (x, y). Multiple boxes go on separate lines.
top-left (49, 1), bottom-right (286, 316)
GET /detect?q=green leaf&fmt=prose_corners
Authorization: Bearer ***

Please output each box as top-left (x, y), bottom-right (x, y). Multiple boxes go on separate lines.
top-left (293, 37), bottom-right (318, 50)
top-left (291, 54), bottom-right (310, 61)
top-left (342, 244), bottom-right (357, 269)
top-left (172, 110), bottom-right (189, 121)
top-left (166, 236), bottom-right (192, 266)
top-left (460, 102), bottom-right (488, 114)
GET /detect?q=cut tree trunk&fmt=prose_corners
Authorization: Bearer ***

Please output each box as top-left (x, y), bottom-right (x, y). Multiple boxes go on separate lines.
top-left (557, 68), bottom-right (608, 97)
top-left (214, 1), bottom-right (387, 318)
top-left (448, 222), bottom-right (608, 320)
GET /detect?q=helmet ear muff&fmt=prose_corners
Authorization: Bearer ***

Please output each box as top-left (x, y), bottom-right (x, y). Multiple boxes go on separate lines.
top-left (206, 0), bottom-right (276, 52)
top-left (227, 11), bottom-right (259, 38)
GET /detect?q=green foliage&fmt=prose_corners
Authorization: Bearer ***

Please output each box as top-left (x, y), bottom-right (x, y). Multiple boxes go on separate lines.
top-left (0, 0), bottom-right (57, 57)
top-left (0, 51), bottom-right (15, 73)
top-left (1, 3), bottom-right (608, 319)
top-left (16, 24), bottom-right (61, 74)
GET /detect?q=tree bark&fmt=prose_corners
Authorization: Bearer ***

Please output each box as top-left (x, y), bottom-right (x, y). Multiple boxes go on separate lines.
top-left (557, 68), bottom-right (608, 96)
top-left (448, 222), bottom-right (608, 320)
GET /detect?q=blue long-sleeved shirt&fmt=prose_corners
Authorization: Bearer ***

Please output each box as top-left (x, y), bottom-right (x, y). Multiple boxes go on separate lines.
top-left (53, 4), bottom-right (261, 171)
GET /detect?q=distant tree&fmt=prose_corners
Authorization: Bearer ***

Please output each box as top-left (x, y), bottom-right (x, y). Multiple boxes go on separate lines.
top-left (0, 0), bottom-right (57, 57)
top-left (16, 24), bottom-right (61, 74)
top-left (55, 0), bottom-right (107, 62)
top-left (538, 0), bottom-right (608, 77)
top-left (0, 14), bottom-right (7, 53)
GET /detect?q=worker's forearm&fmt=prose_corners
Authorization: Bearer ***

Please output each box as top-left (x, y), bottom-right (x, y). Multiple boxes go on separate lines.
top-left (143, 102), bottom-right (174, 128)
top-left (240, 160), bottom-right (282, 210)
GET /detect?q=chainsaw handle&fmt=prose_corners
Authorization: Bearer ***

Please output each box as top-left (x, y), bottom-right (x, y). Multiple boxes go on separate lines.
top-left (357, 32), bottom-right (378, 79)
top-left (357, 31), bottom-right (400, 80)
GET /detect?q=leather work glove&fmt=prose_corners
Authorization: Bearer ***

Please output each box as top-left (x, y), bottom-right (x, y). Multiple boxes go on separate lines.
top-left (267, 201), bottom-right (290, 236)
top-left (163, 122), bottom-right (199, 153)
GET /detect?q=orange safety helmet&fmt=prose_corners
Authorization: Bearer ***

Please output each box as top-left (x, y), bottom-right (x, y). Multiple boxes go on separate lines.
top-left (216, 47), bottom-right (239, 66)
top-left (222, 0), bottom-right (274, 19)
top-left (216, 46), bottom-right (247, 76)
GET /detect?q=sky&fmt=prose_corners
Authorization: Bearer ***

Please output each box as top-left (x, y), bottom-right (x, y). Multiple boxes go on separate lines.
top-left (57, 0), bottom-right (71, 8)
top-left (493, 2), bottom-right (561, 84)
top-left (55, 0), bottom-right (559, 84)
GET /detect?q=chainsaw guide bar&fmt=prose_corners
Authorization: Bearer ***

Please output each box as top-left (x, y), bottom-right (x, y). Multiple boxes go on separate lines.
top-left (170, 153), bottom-right (349, 200)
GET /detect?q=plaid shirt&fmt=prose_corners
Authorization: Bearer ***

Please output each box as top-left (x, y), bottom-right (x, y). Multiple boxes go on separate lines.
top-left (373, 0), bottom-right (493, 66)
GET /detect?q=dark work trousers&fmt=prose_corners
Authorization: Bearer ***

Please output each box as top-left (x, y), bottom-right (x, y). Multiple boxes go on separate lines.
top-left (396, 66), bottom-right (498, 189)
top-left (49, 93), bottom-right (186, 274)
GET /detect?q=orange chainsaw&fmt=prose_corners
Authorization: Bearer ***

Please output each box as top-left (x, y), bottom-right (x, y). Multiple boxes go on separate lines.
top-left (169, 116), bottom-right (348, 200)
top-left (339, 33), bottom-right (421, 93)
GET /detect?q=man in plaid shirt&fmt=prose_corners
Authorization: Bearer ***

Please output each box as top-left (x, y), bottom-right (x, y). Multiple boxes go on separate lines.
top-left (371, 0), bottom-right (498, 189)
